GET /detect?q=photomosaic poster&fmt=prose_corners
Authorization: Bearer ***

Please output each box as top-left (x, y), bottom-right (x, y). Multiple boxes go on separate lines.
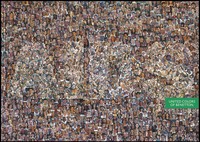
top-left (1, 1), bottom-right (199, 141)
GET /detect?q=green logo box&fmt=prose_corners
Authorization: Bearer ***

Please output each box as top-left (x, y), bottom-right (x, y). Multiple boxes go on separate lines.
top-left (165, 98), bottom-right (199, 109)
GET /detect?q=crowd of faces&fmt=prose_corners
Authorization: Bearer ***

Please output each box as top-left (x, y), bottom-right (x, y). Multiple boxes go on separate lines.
top-left (1, 1), bottom-right (199, 141)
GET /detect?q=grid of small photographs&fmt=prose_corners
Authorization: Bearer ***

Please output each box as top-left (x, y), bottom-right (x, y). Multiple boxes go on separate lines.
top-left (1, 1), bottom-right (199, 141)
